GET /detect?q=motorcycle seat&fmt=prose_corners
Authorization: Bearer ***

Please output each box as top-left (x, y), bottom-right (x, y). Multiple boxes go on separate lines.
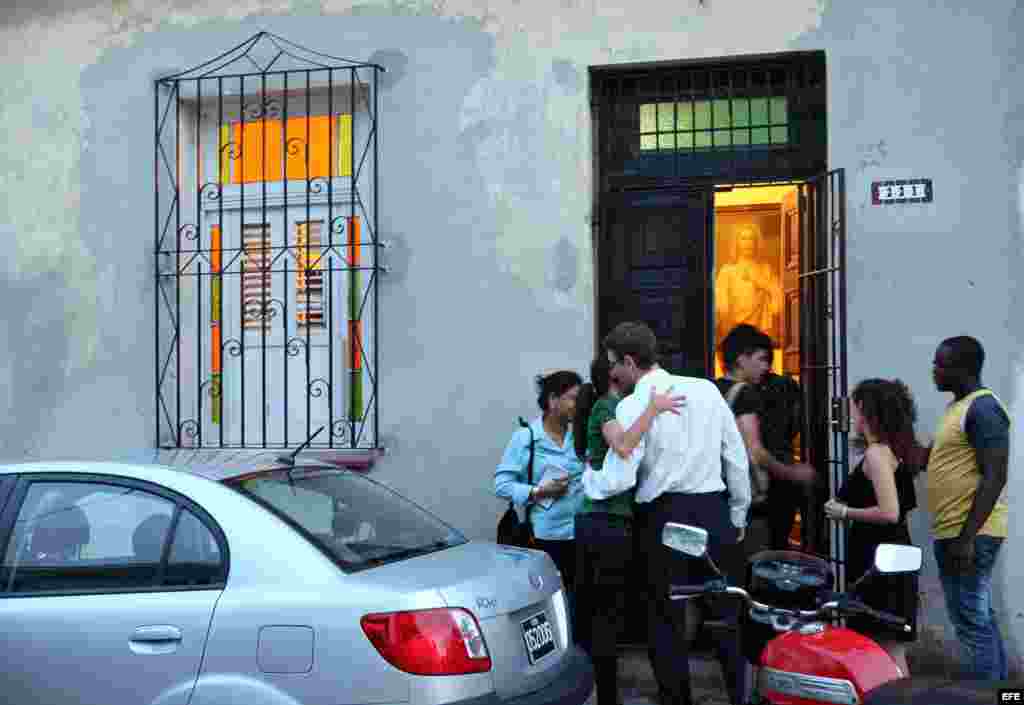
top-left (864, 677), bottom-right (1004, 705)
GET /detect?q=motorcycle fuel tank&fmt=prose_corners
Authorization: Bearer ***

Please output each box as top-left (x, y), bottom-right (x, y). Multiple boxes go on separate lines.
top-left (758, 624), bottom-right (903, 705)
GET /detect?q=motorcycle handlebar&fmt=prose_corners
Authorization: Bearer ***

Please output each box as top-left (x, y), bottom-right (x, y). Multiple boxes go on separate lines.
top-left (848, 599), bottom-right (910, 632)
top-left (668, 587), bottom-right (910, 632)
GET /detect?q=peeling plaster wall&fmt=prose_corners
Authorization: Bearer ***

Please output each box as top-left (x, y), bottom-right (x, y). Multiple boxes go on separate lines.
top-left (1, 0), bottom-right (1022, 676)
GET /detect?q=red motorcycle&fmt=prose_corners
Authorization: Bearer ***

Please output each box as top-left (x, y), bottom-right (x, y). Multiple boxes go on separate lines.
top-left (660, 522), bottom-right (990, 705)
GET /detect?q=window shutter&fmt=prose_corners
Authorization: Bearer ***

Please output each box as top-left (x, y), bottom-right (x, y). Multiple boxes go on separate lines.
top-left (296, 221), bottom-right (324, 328)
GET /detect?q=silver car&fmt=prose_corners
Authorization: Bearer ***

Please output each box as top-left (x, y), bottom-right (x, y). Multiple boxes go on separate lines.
top-left (0, 461), bottom-right (595, 705)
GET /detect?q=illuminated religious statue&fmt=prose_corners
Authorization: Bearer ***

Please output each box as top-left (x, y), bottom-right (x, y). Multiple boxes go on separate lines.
top-left (715, 222), bottom-right (782, 343)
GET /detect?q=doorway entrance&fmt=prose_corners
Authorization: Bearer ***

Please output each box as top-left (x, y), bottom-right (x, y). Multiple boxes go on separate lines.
top-left (589, 51), bottom-right (849, 646)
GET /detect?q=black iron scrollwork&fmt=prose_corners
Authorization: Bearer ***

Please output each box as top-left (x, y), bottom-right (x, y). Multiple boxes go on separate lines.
top-left (329, 216), bottom-right (348, 236)
top-left (178, 224), bottom-right (199, 241)
top-left (308, 378), bottom-right (331, 398)
top-left (220, 141), bottom-right (242, 160)
top-left (286, 137), bottom-right (307, 156)
top-left (309, 176), bottom-right (330, 195)
top-left (331, 420), bottom-right (350, 441)
top-left (179, 419), bottom-right (200, 440)
top-left (200, 377), bottom-right (223, 399)
top-left (243, 97), bottom-right (282, 120)
top-left (199, 182), bottom-right (222, 202)
top-left (222, 337), bottom-right (243, 358)
top-left (286, 337), bottom-right (309, 358)
top-left (242, 297), bottom-right (285, 325)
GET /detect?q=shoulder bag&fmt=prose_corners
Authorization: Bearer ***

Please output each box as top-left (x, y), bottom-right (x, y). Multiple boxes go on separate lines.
top-left (496, 417), bottom-right (537, 547)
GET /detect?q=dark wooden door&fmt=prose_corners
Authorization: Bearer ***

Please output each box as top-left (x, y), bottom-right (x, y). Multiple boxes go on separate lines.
top-left (599, 189), bottom-right (713, 378)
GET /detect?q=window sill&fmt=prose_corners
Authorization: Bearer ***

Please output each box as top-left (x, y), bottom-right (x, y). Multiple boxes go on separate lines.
top-left (303, 448), bottom-right (382, 472)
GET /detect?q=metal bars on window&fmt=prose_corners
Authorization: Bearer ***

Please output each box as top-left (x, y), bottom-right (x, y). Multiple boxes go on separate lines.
top-left (154, 32), bottom-right (384, 450)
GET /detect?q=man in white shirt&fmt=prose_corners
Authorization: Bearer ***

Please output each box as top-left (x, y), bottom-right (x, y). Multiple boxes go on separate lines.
top-left (583, 321), bottom-right (751, 705)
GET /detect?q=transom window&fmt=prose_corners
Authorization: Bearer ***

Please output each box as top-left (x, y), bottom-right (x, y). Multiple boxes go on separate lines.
top-left (640, 96), bottom-right (789, 151)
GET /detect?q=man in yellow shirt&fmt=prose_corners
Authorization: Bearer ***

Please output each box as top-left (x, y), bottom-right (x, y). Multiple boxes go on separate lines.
top-left (925, 335), bottom-right (1010, 680)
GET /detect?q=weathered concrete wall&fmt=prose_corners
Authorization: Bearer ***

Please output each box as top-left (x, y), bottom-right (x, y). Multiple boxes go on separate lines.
top-left (1, 0), bottom-right (1021, 677)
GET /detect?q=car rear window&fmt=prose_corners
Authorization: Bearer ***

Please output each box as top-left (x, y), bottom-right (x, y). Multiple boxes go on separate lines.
top-left (226, 467), bottom-right (466, 571)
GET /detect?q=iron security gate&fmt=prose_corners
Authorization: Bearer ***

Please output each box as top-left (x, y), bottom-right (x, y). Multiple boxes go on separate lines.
top-left (154, 32), bottom-right (384, 451)
top-left (798, 169), bottom-right (849, 587)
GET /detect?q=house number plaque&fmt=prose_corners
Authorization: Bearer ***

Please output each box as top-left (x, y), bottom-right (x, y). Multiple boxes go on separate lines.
top-left (871, 179), bottom-right (933, 205)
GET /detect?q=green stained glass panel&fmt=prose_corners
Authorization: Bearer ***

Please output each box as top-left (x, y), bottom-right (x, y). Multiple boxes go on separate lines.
top-left (713, 99), bottom-right (732, 129)
top-left (676, 102), bottom-right (694, 130)
top-left (693, 101), bottom-right (711, 130)
top-left (770, 97), bottom-right (788, 124)
top-left (732, 100), bottom-right (750, 127)
top-left (750, 98), bottom-right (769, 126)
top-left (639, 104), bottom-right (657, 133)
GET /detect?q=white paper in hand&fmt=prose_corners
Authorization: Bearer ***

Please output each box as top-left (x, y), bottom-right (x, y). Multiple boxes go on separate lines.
top-left (535, 464), bottom-right (569, 510)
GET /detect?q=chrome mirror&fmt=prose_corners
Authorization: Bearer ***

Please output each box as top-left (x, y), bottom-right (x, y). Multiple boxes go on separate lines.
top-left (661, 523), bottom-right (708, 558)
top-left (873, 544), bottom-right (922, 574)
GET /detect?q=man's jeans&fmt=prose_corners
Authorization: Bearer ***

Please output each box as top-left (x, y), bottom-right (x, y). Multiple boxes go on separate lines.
top-left (933, 536), bottom-right (1008, 680)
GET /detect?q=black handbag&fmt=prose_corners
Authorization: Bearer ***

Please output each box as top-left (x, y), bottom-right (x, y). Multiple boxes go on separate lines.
top-left (497, 417), bottom-right (536, 547)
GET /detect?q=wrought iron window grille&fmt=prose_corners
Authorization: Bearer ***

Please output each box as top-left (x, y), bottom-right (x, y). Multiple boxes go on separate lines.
top-left (155, 32), bottom-right (385, 452)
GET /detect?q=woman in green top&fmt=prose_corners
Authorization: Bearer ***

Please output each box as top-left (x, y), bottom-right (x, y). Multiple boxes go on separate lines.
top-left (572, 355), bottom-right (683, 705)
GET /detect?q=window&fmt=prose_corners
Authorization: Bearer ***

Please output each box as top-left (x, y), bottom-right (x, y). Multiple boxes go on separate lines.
top-left (241, 224), bottom-right (272, 330)
top-left (230, 468), bottom-right (465, 572)
top-left (1, 481), bottom-right (226, 594)
top-left (155, 33), bottom-right (383, 450)
top-left (640, 96), bottom-right (789, 152)
top-left (166, 510), bottom-right (224, 587)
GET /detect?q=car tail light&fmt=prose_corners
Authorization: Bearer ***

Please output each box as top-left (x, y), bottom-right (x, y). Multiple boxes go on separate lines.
top-left (360, 608), bottom-right (492, 675)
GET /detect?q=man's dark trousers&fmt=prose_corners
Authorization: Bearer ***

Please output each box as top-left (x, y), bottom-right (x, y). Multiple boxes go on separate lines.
top-left (574, 513), bottom-right (633, 705)
top-left (638, 491), bottom-right (743, 705)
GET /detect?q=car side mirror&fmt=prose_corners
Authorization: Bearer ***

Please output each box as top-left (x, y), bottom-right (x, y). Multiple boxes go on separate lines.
top-left (662, 523), bottom-right (708, 558)
top-left (873, 544), bottom-right (922, 574)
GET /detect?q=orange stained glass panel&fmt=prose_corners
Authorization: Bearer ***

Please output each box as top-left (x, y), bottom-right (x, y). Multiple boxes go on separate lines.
top-left (230, 115), bottom-right (348, 184)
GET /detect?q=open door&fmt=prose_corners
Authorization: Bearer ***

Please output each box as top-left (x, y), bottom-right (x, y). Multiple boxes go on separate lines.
top-left (798, 169), bottom-right (849, 586)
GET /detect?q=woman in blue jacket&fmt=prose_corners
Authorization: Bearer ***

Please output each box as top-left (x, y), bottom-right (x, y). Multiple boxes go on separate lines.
top-left (495, 370), bottom-right (584, 592)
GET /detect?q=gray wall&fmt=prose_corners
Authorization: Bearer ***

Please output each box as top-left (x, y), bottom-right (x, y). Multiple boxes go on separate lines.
top-left (1, 0), bottom-right (1021, 675)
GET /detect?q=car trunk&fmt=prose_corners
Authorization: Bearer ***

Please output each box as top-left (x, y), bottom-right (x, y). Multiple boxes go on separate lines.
top-left (357, 541), bottom-right (574, 699)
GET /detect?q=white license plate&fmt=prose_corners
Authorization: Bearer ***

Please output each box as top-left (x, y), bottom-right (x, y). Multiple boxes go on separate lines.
top-left (521, 611), bottom-right (556, 665)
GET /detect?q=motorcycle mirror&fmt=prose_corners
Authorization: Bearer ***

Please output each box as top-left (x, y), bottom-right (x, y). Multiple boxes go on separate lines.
top-left (873, 544), bottom-right (922, 574)
top-left (662, 522), bottom-right (708, 558)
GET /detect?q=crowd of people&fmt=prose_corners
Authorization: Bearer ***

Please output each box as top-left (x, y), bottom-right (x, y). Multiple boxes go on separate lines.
top-left (494, 322), bottom-right (1011, 705)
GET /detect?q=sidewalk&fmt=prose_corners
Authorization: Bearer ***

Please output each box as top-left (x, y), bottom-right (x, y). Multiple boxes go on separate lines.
top-left (617, 647), bottom-right (733, 705)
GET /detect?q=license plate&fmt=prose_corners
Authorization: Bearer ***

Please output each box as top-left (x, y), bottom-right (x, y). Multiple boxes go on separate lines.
top-left (521, 611), bottom-right (556, 665)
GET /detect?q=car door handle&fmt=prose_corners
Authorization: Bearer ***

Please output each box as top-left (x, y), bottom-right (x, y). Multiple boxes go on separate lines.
top-left (131, 625), bottom-right (183, 643)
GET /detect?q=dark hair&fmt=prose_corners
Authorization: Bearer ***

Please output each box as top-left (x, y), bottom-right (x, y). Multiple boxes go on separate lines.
top-left (535, 370), bottom-right (583, 413)
top-left (602, 321), bottom-right (658, 369)
top-left (940, 336), bottom-right (985, 378)
top-left (720, 324), bottom-right (775, 371)
top-left (851, 378), bottom-right (918, 467)
top-left (573, 356), bottom-right (613, 461)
